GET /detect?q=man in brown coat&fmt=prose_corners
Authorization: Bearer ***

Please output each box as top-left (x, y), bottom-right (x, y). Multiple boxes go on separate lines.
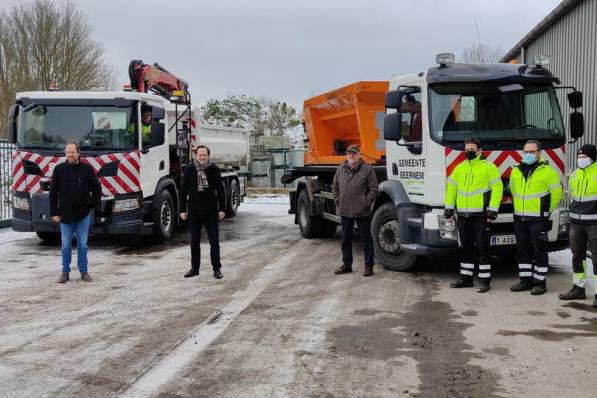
top-left (332, 145), bottom-right (379, 276)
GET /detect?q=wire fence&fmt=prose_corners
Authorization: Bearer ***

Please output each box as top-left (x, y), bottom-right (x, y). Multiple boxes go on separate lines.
top-left (0, 139), bottom-right (15, 228)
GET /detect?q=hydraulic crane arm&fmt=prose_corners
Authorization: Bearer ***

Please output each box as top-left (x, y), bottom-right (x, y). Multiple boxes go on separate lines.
top-left (128, 60), bottom-right (190, 105)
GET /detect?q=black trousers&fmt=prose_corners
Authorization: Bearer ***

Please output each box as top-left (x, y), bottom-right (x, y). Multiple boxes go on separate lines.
top-left (189, 213), bottom-right (221, 271)
top-left (569, 223), bottom-right (597, 287)
top-left (341, 216), bottom-right (374, 267)
top-left (513, 219), bottom-right (548, 285)
top-left (457, 215), bottom-right (491, 283)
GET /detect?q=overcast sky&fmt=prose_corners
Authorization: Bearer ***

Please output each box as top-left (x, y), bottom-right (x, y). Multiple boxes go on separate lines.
top-left (1, 0), bottom-right (563, 109)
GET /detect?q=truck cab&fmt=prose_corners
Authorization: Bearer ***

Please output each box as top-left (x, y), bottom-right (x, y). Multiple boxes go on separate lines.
top-left (379, 54), bottom-right (583, 269)
top-left (8, 89), bottom-right (247, 243)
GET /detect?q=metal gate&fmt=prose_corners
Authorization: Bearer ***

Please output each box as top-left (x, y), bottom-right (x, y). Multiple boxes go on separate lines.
top-left (0, 140), bottom-right (14, 228)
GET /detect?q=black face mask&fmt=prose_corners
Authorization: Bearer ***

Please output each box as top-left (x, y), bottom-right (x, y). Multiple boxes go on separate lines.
top-left (465, 151), bottom-right (477, 161)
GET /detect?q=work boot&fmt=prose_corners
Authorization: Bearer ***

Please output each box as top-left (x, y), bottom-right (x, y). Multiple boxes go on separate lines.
top-left (558, 285), bottom-right (586, 300)
top-left (450, 278), bottom-right (474, 288)
top-left (510, 279), bottom-right (533, 292)
top-left (184, 268), bottom-right (199, 278)
top-left (213, 269), bottom-right (222, 279)
top-left (335, 264), bottom-right (352, 274)
top-left (363, 264), bottom-right (374, 277)
top-left (56, 272), bottom-right (69, 284)
top-left (81, 272), bottom-right (92, 282)
top-left (530, 283), bottom-right (547, 296)
top-left (476, 282), bottom-right (490, 293)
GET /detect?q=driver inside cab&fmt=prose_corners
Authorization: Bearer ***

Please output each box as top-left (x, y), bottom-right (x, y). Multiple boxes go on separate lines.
top-left (128, 106), bottom-right (152, 146)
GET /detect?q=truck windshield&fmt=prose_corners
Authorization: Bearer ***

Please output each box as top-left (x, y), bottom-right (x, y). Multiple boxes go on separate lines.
top-left (17, 104), bottom-right (136, 151)
top-left (428, 84), bottom-right (565, 147)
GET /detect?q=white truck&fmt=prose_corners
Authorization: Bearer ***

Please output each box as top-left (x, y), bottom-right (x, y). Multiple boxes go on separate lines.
top-left (284, 54), bottom-right (584, 271)
top-left (7, 61), bottom-right (249, 243)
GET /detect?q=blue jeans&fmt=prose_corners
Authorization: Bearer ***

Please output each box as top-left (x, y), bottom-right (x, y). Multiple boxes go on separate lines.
top-left (60, 212), bottom-right (92, 273)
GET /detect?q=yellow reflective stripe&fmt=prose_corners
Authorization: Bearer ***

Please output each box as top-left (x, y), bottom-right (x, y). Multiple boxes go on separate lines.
top-left (514, 210), bottom-right (546, 217)
top-left (457, 187), bottom-right (490, 197)
top-left (512, 191), bottom-right (548, 200)
top-left (456, 207), bottom-right (484, 213)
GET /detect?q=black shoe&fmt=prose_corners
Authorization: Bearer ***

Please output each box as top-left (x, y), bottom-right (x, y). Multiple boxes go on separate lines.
top-left (213, 270), bottom-right (222, 279)
top-left (558, 285), bottom-right (586, 300)
top-left (510, 280), bottom-right (533, 292)
top-left (530, 283), bottom-right (547, 296)
top-left (450, 279), bottom-right (474, 288)
top-left (335, 264), bottom-right (353, 274)
top-left (363, 264), bottom-right (374, 277)
top-left (184, 268), bottom-right (199, 278)
top-left (56, 272), bottom-right (69, 284)
top-left (476, 283), bottom-right (490, 293)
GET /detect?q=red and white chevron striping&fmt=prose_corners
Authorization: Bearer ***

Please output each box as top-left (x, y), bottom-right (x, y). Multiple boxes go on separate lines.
top-left (445, 146), bottom-right (566, 181)
top-left (11, 151), bottom-right (141, 198)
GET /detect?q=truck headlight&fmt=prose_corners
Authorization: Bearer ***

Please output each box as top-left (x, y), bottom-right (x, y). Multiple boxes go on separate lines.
top-left (438, 215), bottom-right (457, 240)
top-left (13, 196), bottom-right (30, 211)
top-left (113, 198), bottom-right (140, 213)
top-left (558, 211), bottom-right (569, 236)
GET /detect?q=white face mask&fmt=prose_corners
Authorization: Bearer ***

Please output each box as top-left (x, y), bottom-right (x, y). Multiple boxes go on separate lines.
top-left (578, 157), bottom-right (593, 169)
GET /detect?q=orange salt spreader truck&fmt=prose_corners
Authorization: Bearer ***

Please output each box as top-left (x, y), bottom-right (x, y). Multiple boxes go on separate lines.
top-left (283, 54), bottom-right (584, 271)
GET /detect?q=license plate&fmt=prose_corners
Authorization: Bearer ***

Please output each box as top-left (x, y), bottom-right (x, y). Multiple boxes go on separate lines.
top-left (490, 234), bottom-right (516, 246)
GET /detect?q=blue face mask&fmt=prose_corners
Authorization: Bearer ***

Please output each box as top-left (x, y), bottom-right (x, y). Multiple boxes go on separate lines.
top-left (522, 153), bottom-right (537, 165)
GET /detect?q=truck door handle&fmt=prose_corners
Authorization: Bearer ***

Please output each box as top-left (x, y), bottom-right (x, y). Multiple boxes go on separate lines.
top-left (392, 163), bottom-right (398, 175)
top-left (159, 161), bottom-right (164, 171)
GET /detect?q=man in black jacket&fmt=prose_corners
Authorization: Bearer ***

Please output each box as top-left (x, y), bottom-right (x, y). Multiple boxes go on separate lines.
top-left (179, 145), bottom-right (226, 279)
top-left (50, 140), bottom-right (101, 283)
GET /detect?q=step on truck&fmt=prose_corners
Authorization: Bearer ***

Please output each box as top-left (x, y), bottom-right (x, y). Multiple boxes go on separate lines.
top-left (8, 60), bottom-right (249, 243)
top-left (283, 54), bottom-right (584, 271)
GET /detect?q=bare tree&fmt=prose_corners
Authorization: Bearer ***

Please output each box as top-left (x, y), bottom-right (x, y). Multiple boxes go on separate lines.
top-left (0, 0), bottom-right (115, 138)
top-left (459, 43), bottom-right (505, 64)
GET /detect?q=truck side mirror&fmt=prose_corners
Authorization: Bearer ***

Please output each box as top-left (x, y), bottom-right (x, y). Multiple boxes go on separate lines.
top-left (383, 112), bottom-right (403, 141)
top-left (567, 91), bottom-right (582, 108)
top-left (570, 112), bottom-right (584, 141)
top-left (385, 90), bottom-right (402, 109)
top-left (8, 105), bottom-right (18, 144)
top-left (150, 122), bottom-right (165, 146)
top-left (152, 106), bottom-right (165, 120)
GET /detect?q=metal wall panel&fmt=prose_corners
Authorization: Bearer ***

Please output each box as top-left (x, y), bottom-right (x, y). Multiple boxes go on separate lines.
top-left (521, 0), bottom-right (597, 172)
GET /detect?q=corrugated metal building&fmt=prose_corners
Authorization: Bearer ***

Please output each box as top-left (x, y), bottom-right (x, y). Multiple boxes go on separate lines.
top-left (501, 0), bottom-right (597, 170)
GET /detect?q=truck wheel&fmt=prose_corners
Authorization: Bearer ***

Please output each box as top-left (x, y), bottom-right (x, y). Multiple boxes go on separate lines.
top-left (153, 190), bottom-right (174, 243)
top-left (372, 202), bottom-right (417, 271)
top-left (226, 179), bottom-right (240, 217)
top-left (297, 189), bottom-right (322, 238)
top-left (36, 231), bottom-right (60, 244)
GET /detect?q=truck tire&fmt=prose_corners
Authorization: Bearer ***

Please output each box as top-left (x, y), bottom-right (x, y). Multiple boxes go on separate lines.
top-left (297, 189), bottom-right (322, 238)
top-left (226, 179), bottom-right (240, 217)
top-left (372, 202), bottom-right (417, 271)
top-left (153, 190), bottom-right (174, 243)
top-left (36, 231), bottom-right (60, 244)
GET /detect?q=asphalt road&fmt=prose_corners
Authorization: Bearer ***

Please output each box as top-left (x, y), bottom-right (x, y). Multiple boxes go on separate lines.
top-left (0, 196), bottom-right (596, 398)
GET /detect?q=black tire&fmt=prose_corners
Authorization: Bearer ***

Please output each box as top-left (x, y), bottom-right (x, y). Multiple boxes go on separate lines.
top-left (371, 202), bottom-right (418, 271)
top-left (297, 189), bottom-right (322, 238)
top-left (36, 231), bottom-right (60, 244)
top-left (153, 190), bottom-right (174, 243)
top-left (226, 179), bottom-right (240, 217)
top-left (321, 220), bottom-right (338, 238)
